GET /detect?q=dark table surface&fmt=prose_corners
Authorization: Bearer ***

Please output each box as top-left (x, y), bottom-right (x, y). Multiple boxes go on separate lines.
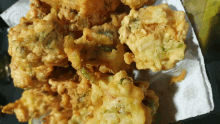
top-left (0, 0), bottom-right (220, 124)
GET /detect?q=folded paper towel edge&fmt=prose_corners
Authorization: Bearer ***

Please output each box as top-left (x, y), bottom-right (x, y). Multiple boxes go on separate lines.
top-left (0, 0), bottom-right (30, 27)
top-left (185, 12), bottom-right (215, 112)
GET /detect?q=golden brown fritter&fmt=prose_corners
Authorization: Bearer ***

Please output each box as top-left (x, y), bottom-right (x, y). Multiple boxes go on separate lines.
top-left (40, 0), bottom-right (121, 31)
top-left (64, 17), bottom-right (130, 74)
top-left (49, 69), bottom-right (92, 110)
top-left (42, 70), bottom-right (159, 124)
top-left (119, 4), bottom-right (189, 72)
top-left (2, 90), bottom-right (61, 122)
top-left (8, 13), bottom-right (68, 89)
top-left (120, 0), bottom-right (155, 9)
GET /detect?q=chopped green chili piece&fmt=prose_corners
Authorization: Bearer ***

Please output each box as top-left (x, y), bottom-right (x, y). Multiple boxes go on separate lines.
top-left (119, 78), bottom-right (132, 85)
top-left (177, 44), bottom-right (184, 48)
top-left (81, 67), bottom-right (91, 80)
top-left (98, 46), bottom-right (117, 52)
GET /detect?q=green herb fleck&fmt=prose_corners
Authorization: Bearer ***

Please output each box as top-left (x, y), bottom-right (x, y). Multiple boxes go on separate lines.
top-left (97, 30), bottom-right (114, 40)
top-left (42, 31), bottom-right (57, 49)
top-left (98, 46), bottom-right (117, 52)
top-left (24, 88), bottom-right (30, 90)
top-left (162, 46), bottom-right (166, 51)
top-left (81, 67), bottom-right (91, 80)
top-left (36, 36), bottom-right (39, 41)
top-left (101, 110), bottom-right (109, 114)
top-left (82, 94), bottom-right (87, 98)
top-left (177, 44), bottom-right (184, 48)
top-left (119, 78), bottom-right (132, 85)
top-left (78, 93), bottom-right (87, 102)
top-left (130, 18), bottom-right (139, 22)
top-left (146, 99), bottom-right (157, 115)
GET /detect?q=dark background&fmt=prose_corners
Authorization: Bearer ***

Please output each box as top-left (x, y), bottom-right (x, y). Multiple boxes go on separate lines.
top-left (0, 0), bottom-right (219, 124)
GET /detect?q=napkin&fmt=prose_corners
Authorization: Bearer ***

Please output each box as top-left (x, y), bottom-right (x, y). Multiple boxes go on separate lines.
top-left (0, 0), bottom-right (214, 123)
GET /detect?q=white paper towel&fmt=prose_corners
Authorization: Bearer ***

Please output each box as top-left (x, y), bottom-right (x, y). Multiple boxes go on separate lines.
top-left (0, 0), bottom-right (214, 123)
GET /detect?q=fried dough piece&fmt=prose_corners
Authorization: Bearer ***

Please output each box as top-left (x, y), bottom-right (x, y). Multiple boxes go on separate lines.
top-left (8, 13), bottom-right (68, 89)
top-left (40, 0), bottom-right (121, 31)
top-left (64, 17), bottom-right (129, 74)
top-left (119, 4), bottom-right (189, 72)
top-left (42, 70), bottom-right (159, 124)
top-left (120, 0), bottom-right (155, 9)
top-left (169, 70), bottom-right (186, 85)
top-left (2, 90), bottom-right (61, 122)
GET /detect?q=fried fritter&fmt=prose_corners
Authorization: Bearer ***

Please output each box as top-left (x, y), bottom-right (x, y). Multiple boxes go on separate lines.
top-left (120, 0), bottom-right (155, 9)
top-left (2, 89), bottom-right (61, 122)
top-left (49, 69), bottom-right (92, 110)
top-left (40, 0), bottom-right (121, 31)
top-left (86, 71), bottom-right (154, 124)
top-left (42, 70), bottom-right (159, 124)
top-left (119, 4), bottom-right (189, 72)
top-left (64, 17), bottom-right (130, 74)
top-left (8, 13), bottom-right (68, 89)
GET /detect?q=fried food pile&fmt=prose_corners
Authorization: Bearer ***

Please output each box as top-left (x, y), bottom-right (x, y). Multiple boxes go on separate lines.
top-left (2, 0), bottom-right (189, 123)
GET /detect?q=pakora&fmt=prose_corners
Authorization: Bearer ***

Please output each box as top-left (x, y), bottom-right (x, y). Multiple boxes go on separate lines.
top-left (8, 13), bottom-right (68, 89)
top-left (43, 70), bottom-right (159, 124)
top-left (40, 0), bottom-right (121, 31)
top-left (2, 89), bottom-right (61, 122)
top-left (64, 15), bottom-right (130, 74)
top-left (119, 4), bottom-right (189, 72)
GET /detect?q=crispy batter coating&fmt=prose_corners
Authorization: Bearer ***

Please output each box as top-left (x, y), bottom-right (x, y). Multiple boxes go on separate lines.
top-left (26, 0), bottom-right (51, 20)
top-left (40, 0), bottom-right (121, 31)
top-left (86, 71), bottom-right (151, 124)
top-left (64, 19), bottom-right (130, 74)
top-left (42, 70), bottom-right (159, 124)
top-left (120, 0), bottom-right (155, 9)
top-left (43, 109), bottom-right (73, 124)
top-left (8, 13), bottom-right (68, 89)
top-left (169, 70), bottom-right (186, 85)
top-left (138, 81), bottom-right (159, 117)
top-left (9, 61), bottom-right (52, 91)
top-left (119, 4), bottom-right (189, 72)
top-left (2, 90), bottom-right (61, 122)
top-left (49, 69), bottom-right (92, 110)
